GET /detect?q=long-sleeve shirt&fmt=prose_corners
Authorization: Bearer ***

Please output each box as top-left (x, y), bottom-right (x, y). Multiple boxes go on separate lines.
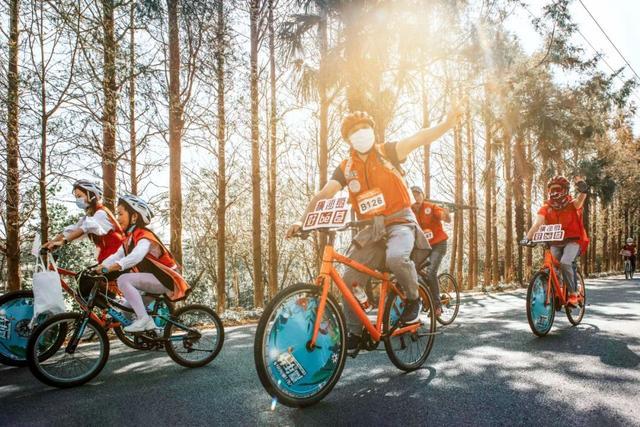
top-left (63, 210), bottom-right (114, 239)
top-left (102, 238), bottom-right (163, 271)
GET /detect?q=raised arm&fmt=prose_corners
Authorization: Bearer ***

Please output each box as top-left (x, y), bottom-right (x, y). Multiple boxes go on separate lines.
top-left (395, 105), bottom-right (463, 162)
top-left (573, 176), bottom-right (588, 210)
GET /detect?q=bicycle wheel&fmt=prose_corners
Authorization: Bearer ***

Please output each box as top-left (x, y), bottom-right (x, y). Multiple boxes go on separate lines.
top-left (27, 312), bottom-right (109, 388)
top-left (0, 290), bottom-right (61, 366)
top-left (526, 271), bottom-right (555, 337)
top-left (164, 304), bottom-right (224, 368)
top-left (254, 283), bottom-right (346, 408)
top-left (566, 271), bottom-right (586, 325)
top-left (383, 283), bottom-right (436, 371)
top-left (436, 273), bottom-right (460, 325)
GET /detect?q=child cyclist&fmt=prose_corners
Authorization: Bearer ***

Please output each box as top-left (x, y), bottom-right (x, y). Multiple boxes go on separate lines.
top-left (42, 180), bottom-right (123, 262)
top-left (521, 176), bottom-right (589, 307)
top-left (621, 238), bottom-right (636, 273)
top-left (96, 194), bottom-right (189, 332)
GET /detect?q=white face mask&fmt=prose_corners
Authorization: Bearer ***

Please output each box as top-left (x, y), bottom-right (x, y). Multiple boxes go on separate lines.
top-left (75, 198), bottom-right (88, 210)
top-left (349, 128), bottom-right (375, 154)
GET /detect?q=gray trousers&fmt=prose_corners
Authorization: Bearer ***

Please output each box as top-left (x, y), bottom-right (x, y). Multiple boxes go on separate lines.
top-left (550, 242), bottom-right (581, 293)
top-left (342, 224), bottom-right (419, 334)
top-left (424, 241), bottom-right (447, 309)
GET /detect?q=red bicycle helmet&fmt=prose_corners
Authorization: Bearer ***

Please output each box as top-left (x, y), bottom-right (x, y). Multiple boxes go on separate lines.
top-left (340, 111), bottom-right (376, 140)
top-left (547, 176), bottom-right (570, 201)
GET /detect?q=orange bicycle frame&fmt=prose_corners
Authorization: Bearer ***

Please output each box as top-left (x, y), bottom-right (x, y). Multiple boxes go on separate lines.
top-left (540, 249), bottom-right (567, 305)
top-left (308, 240), bottom-right (421, 348)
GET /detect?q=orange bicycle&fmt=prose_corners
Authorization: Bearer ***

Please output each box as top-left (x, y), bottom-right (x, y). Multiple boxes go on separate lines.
top-left (521, 239), bottom-right (586, 337)
top-left (254, 220), bottom-right (436, 407)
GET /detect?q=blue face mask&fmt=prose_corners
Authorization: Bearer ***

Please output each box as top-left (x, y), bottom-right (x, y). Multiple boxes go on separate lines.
top-left (75, 198), bottom-right (88, 210)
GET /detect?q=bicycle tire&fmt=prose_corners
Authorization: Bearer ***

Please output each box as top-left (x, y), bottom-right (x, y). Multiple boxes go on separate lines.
top-left (27, 312), bottom-right (110, 388)
top-left (254, 282), bottom-right (346, 408)
top-left (436, 273), bottom-right (460, 325)
top-left (164, 304), bottom-right (224, 368)
top-left (566, 271), bottom-right (586, 325)
top-left (383, 283), bottom-right (436, 371)
top-left (526, 271), bottom-right (555, 337)
top-left (0, 290), bottom-right (64, 366)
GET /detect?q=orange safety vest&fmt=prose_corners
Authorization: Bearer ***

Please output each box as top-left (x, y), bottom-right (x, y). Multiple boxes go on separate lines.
top-left (339, 145), bottom-right (412, 220)
top-left (538, 202), bottom-right (589, 253)
top-left (412, 201), bottom-right (448, 246)
top-left (124, 227), bottom-right (190, 301)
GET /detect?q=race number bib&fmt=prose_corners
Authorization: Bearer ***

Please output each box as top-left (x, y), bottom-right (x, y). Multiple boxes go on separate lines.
top-left (302, 196), bottom-right (350, 231)
top-left (423, 229), bottom-right (434, 240)
top-left (356, 189), bottom-right (386, 216)
top-left (532, 224), bottom-right (565, 242)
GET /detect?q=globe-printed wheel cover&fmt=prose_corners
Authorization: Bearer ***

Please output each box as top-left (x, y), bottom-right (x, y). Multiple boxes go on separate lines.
top-left (530, 277), bottom-right (552, 331)
top-left (265, 293), bottom-right (342, 398)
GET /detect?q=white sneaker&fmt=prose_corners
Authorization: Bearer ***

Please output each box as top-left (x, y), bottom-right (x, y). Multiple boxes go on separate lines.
top-left (124, 316), bottom-right (156, 333)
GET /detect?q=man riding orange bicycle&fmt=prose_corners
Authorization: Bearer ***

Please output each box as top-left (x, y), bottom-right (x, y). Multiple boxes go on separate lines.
top-left (521, 175), bottom-right (589, 307)
top-left (286, 106), bottom-right (463, 351)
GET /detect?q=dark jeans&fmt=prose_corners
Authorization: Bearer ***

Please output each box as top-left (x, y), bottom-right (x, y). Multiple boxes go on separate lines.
top-left (423, 241), bottom-right (447, 309)
top-left (624, 255), bottom-right (636, 272)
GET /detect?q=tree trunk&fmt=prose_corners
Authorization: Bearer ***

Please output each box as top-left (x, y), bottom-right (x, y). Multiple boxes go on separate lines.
top-left (465, 104), bottom-right (477, 289)
top-left (483, 109), bottom-right (492, 288)
top-left (215, 0), bottom-right (227, 313)
top-left (454, 123), bottom-right (464, 286)
top-left (422, 79), bottom-right (431, 197)
top-left (503, 132), bottom-right (514, 283)
top-left (524, 141), bottom-right (533, 278)
top-left (167, 0), bottom-right (184, 264)
top-left (316, 7), bottom-right (329, 265)
top-left (5, 0), bottom-right (21, 291)
top-left (250, 0), bottom-right (264, 307)
top-left (513, 135), bottom-right (526, 285)
top-left (129, 2), bottom-right (137, 195)
top-left (601, 201), bottom-right (609, 271)
top-left (267, 0), bottom-right (278, 299)
top-left (101, 0), bottom-right (117, 211)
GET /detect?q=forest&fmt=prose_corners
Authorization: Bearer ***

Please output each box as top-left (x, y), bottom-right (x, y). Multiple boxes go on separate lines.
top-left (1, 0), bottom-right (638, 314)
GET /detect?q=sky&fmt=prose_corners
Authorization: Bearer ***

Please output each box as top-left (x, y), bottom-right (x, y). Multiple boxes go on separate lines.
top-left (506, 0), bottom-right (640, 133)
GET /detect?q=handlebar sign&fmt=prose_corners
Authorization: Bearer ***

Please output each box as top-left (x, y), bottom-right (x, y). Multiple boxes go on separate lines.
top-left (303, 197), bottom-right (350, 231)
top-left (532, 224), bottom-right (564, 242)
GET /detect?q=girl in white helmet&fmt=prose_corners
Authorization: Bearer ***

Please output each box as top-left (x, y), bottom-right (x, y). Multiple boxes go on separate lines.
top-left (42, 180), bottom-right (123, 263)
top-left (96, 194), bottom-right (189, 332)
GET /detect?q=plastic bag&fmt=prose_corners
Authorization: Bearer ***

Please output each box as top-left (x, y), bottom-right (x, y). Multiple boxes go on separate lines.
top-left (31, 254), bottom-right (65, 325)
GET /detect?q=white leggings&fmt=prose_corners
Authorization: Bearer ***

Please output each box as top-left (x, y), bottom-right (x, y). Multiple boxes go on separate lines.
top-left (117, 273), bottom-right (167, 319)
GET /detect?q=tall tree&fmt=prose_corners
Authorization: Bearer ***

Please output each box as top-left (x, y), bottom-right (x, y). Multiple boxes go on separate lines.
top-left (167, 0), bottom-right (185, 264)
top-left (4, 0), bottom-right (21, 291)
top-left (215, 0), bottom-right (227, 313)
top-left (250, 0), bottom-right (264, 307)
top-left (267, 0), bottom-right (278, 299)
top-left (129, 2), bottom-right (138, 195)
top-left (101, 0), bottom-right (117, 210)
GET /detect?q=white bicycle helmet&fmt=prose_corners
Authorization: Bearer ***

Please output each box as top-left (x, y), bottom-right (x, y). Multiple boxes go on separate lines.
top-left (627, 237), bottom-right (634, 244)
top-left (73, 180), bottom-right (103, 201)
top-left (118, 194), bottom-right (154, 225)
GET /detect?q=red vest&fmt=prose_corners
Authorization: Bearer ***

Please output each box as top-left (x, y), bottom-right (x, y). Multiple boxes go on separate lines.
top-left (124, 227), bottom-right (190, 301)
top-left (412, 201), bottom-right (448, 245)
top-left (539, 202), bottom-right (589, 253)
top-left (91, 205), bottom-right (124, 263)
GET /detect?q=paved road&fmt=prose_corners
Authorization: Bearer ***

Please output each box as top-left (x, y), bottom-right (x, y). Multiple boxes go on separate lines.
top-left (1, 276), bottom-right (639, 426)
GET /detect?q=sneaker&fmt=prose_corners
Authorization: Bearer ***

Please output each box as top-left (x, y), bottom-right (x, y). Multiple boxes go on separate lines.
top-left (346, 333), bottom-right (362, 351)
top-left (124, 316), bottom-right (156, 333)
top-left (400, 298), bottom-right (422, 324)
top-left (567, 293), bottom-right (579, 308)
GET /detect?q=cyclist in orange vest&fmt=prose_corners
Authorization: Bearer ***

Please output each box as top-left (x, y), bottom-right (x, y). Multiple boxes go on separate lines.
top-left (42, 180), bottom-right (123, 263)
top-left (621, 238), bottom-right (636, 273)
top-left (410, 186), bottom-right (451, 317)
top-left (522, 176), bottom-right (589, 307)
top-left (96, 194), bottom-right (189, 332)
top-left (287, 107), bottom-right (462, 350)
